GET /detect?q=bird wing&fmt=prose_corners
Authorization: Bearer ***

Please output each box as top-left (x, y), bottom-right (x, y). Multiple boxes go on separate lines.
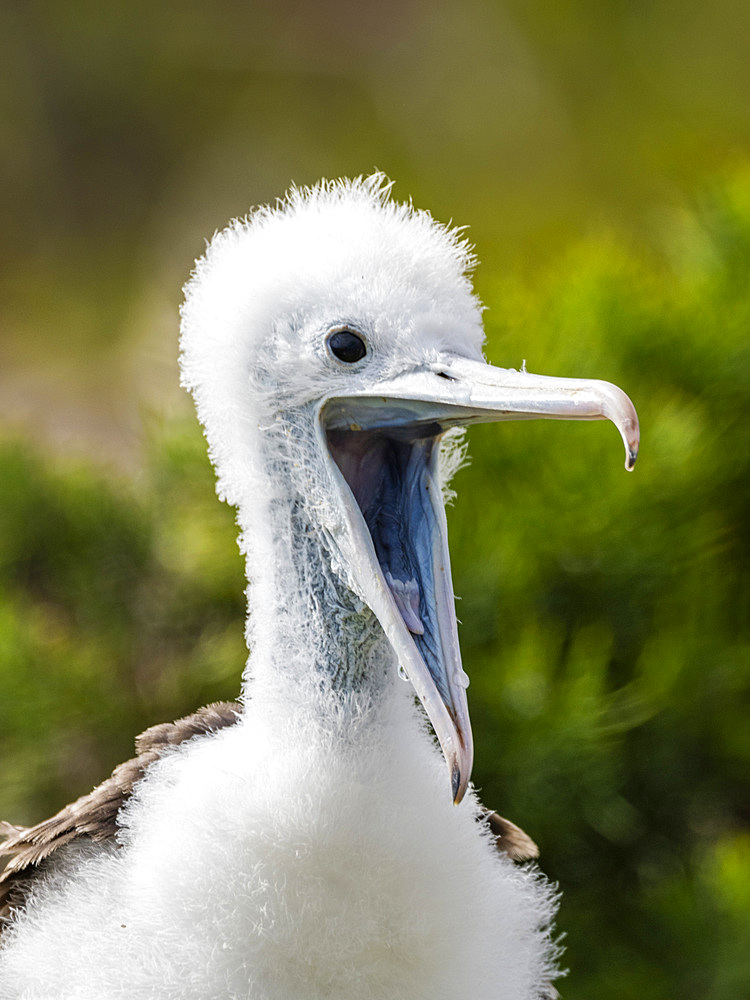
top-left (0, 701), bottom-right (539, 927)
top-left (480, 809), bottom-right (539, 862)
top-left (0, 701), bottom-right (241, 925)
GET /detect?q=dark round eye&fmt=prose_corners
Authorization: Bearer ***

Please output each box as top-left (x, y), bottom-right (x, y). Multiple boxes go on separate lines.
top-left (327, 328), bottom-right (367, 364)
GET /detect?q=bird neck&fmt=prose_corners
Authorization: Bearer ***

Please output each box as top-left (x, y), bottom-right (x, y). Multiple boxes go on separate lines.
top-left (236, 406), bottom-right (396, 713)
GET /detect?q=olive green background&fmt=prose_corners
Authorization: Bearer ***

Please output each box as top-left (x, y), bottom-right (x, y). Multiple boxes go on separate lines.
top-left (1, 2), bottom-right (749, 996)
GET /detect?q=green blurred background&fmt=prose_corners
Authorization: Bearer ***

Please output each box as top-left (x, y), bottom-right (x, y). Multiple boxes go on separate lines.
top-left (1, 1), bottom-right (749, 995)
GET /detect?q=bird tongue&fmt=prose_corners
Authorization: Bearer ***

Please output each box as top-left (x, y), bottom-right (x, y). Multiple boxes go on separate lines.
top-left (385, 572), bottom-right (424, 635)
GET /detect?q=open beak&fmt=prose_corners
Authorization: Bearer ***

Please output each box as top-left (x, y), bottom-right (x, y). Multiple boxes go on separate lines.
top-left (320, 354), bottom-right (639, 804)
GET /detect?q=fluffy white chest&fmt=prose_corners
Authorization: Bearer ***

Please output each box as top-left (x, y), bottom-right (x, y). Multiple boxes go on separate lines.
top-left (0, 692), bottom-right (556, 1000)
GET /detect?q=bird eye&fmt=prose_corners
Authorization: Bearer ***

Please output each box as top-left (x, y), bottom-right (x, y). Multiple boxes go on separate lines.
top-left (327, 328), bottom-right (367, 364)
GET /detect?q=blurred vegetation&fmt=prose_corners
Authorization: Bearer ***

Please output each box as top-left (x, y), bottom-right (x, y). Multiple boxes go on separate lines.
top-left (1, 0), bottom-right (750, 997)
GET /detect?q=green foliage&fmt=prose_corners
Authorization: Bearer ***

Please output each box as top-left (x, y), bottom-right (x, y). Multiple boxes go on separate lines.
top-left (1, 170), bottom-right (749, 996)
top-left (0, 425), bottom-right (246, 824)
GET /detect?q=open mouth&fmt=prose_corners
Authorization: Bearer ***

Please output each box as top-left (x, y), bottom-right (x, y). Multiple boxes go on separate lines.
top-left (321, 394), bottom-right (473, 805)
top-left (325, 423), bottom-right (453, 701)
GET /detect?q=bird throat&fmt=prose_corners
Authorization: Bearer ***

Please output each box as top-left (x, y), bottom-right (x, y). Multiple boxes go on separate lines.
top-left (242, 408), bottom-right (397, 707)
top-left (287, 497), bottom-right (392, 695)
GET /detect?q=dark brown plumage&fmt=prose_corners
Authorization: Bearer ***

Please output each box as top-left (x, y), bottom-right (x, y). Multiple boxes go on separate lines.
top-left (0, 702), bottom-right (240, 925)
top-left (481, 809), bottom-right (539, 863)
top-left (0, 701), bottom-right (538, 930)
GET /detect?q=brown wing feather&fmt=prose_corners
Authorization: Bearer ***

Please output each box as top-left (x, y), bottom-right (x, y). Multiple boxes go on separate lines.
top-left (479, 808), bottom-right (540, 862)
top-left (0, 701), bottom-right (241, 924)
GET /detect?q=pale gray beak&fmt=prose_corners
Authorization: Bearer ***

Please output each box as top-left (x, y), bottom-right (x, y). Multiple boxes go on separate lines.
top-left (322, 355), bottom-right (639, 802)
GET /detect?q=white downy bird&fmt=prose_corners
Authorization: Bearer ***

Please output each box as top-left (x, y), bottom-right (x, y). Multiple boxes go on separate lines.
top-left (0, 175), bottom-right (639, 1000)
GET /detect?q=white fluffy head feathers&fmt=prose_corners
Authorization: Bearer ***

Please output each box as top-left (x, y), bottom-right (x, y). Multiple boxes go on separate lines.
top-left (179, 174), bottom-right (485, 507)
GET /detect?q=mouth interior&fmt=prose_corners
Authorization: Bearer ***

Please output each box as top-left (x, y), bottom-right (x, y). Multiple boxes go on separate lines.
top-left (325, 422), bottom-right (450, 700)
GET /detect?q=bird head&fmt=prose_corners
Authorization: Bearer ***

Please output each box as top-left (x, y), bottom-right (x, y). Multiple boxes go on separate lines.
top-left (180, 174), bottom-right (639, 804)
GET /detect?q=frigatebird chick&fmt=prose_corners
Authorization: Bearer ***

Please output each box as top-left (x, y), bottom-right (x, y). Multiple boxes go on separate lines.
top-left (0, 175), bottom-right (639, 1000)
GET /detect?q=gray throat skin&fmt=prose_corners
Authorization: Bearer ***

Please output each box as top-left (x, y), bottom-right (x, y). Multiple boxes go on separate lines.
top-left (246, 405), bottom-right (397, 707)
top-left (288, 497), bottom-right (393, 696)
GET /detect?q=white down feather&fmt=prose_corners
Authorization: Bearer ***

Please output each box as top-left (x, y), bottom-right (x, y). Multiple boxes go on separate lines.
top-left (0, 683), bottom-right (558, 1000)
